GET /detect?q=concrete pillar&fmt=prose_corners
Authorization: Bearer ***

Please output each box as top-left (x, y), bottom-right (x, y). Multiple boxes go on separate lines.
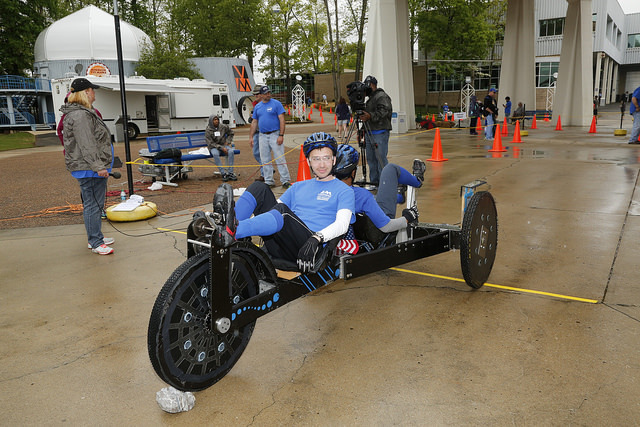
top-left (600, 56), bottom-right (610, 106)
top-left (607, 58), bottom-right (618, 104)
top-left (363, 0), bottom-right (415, 132)
top-left (6, 95), bottom-right (15, 125)
top-left (554, 0), bottom-right (593, 126)
top-left (610, 62), bottom-right (619, 103)
top-left (593, 53), bottom-right (602, 99)
top-left (498, 0), bottom-right (536, 110)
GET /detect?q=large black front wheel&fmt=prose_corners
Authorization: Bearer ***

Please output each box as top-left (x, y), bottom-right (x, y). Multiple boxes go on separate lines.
top-left (148, 250), bottom-right (258, 391)
top-left (460, 191), bottom-right (498, 289)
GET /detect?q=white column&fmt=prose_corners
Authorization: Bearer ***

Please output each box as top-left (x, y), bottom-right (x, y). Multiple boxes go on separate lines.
top-left (363, 0), bottom-right (415, 132)
top-left (498, 0), bottom-right (536, 110)
top-left (610, 62), bottom-right (619, 104)
top-left (600, 56), bottom-right (610, 106)
top-left (554, 0), bottom-right (593, 126)
top-left (593, 53), bottom-right (602, 99)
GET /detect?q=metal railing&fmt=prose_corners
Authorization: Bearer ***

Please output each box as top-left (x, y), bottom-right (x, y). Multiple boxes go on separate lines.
top-left (0, 75), bottom-right (51, 92)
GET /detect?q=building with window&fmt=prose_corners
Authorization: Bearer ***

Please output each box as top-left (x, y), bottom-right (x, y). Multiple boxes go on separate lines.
top-left (415, 0), bottom-right (640, 118)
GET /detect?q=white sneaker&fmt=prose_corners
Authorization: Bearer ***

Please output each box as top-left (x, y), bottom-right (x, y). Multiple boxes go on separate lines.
top-left (88, 237), bottom-right (114, 249)
top-left (92, 244), bottom-right (114, 255)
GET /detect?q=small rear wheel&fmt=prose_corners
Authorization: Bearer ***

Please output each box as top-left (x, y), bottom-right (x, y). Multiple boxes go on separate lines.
top-left (460, 191), bottom-right (498, 289)
top-left (147, 250), bottom-right (258, 391)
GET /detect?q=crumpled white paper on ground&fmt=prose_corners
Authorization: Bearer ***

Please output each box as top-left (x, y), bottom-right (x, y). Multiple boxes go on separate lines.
top-left (156, 386), bottom-right (196, 413)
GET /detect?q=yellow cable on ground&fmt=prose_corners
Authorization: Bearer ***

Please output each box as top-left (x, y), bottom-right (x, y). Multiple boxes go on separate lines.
top-left (390, 267), bottom-right (599, 304)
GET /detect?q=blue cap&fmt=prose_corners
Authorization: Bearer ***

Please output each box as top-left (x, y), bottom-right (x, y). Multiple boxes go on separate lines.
top-left (489, 87), bottom-right (498, 93)
top-left (259, 85), bottom-right (271, 94)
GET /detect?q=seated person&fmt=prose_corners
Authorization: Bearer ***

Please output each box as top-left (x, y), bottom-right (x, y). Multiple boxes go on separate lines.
top-left (205, 114), bottom-right (237, 182)
top-left (511, 102), bottom-right (525, 123)
top-left (213, 132), bottom-right (355, 272)
top-left (334, 144), bottom-right (424, 235)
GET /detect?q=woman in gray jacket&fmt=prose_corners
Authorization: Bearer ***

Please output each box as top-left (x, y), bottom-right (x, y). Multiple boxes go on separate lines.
top-left (61, 78), bottom-right (115, 255)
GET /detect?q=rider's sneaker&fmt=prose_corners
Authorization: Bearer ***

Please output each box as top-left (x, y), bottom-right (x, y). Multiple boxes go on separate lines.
top-left (88, 237), bottom-right (114, 249)
top-left (412, 159), bottom-right (426, 187)
top-left (212, 183), bottom-right (237, 248)
top-left (91, 244), bottom-right (114, 255)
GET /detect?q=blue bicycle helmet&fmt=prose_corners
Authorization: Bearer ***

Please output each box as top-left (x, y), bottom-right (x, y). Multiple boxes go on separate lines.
top-left (303, 132), bottom-right (338, 158)
top-left (334, 144), bottom-right (360, 179)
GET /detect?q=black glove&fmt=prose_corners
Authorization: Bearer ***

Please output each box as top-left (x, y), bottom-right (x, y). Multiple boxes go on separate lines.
top-left (402, 206), bottom-right (419, 225)
top-left (297, 235), bottom-right (322, 272)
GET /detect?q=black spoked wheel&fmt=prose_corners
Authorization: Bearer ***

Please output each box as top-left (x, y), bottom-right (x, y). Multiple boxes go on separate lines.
top-left (148, 250), bottom-right (258, 391)
top-left (460, 191), bottom-right (498, 289)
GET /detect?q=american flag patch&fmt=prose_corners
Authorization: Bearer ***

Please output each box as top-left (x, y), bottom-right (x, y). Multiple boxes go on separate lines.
top-left (336, 226), bottom-right (359, 254)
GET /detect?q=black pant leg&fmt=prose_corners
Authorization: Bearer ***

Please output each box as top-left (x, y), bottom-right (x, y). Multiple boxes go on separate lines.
top-left (262, 203), bottom-right (312, 262)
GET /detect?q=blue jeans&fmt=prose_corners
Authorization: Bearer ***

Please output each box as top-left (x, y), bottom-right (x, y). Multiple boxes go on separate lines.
top-left (252, 133), bottom-right (263, 176)
top-left (209, 147), bottom-right (235, 175)
top-left (77, 177), bottom-right (107, 248)
top-left (365, 131), bottom-right (389, 184)
top-left (484, 115), bottom-right (495, 140)
top-left (376, 164), bottom-right (422, 218)
top-left (259, 132), bottom-right (291, 185)
top-left (630, 111), bottom-right (640, 143)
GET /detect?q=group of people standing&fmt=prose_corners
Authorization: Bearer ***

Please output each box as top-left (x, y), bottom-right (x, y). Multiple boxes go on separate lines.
top-left (59, 75), bottom-right (394, 256)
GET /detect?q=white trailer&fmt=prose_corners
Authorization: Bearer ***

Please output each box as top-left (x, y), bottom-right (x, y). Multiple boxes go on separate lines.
top-left (51, 75), bottom-right (235, 139)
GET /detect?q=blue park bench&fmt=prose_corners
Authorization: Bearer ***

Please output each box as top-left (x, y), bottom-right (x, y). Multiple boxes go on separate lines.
top-left (138, 131), bottom-right (240, 186)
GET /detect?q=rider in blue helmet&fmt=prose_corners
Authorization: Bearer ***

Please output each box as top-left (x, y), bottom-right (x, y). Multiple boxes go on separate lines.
top-left (213, 132), bottom-right (354, 272)
top-left (334, 144), bottom-right (427, 242)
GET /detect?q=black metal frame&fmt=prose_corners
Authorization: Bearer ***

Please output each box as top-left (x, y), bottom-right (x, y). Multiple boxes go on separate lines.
top-left (190, 222), bottom-right (463, 334)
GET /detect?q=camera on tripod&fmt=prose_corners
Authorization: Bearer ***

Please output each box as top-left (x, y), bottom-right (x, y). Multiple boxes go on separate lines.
top-left (346, 80), bottom-right (372, 115)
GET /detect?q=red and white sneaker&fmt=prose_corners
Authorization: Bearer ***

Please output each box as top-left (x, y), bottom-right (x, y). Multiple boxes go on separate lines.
top-left (91, 244), bottom-right (114, 255)
top-left (88, 237), bottom-right (114, 249)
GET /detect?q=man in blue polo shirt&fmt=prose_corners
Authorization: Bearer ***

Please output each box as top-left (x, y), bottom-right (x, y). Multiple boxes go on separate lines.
top-left (628, 86), bottom-right (640, 145)
top-left (249, 85), bottom-right (292, 188)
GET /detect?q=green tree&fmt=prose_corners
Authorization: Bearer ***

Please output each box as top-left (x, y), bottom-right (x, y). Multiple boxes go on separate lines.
top-left (135, 42), bottom-right (203, 80)
top-left (0, 0), bottom-right (58, 75)
top-left (414, 0), bottom-right (506, 107)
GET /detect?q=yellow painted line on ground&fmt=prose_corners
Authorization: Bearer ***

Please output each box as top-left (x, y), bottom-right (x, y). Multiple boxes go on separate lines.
top-left (390, 267), bottom-right (599, 304)
top-left (157, 227), bottom-right (187, 235)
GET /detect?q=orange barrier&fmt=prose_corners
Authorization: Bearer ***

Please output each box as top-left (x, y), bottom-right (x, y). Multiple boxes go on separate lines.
top-left (555, 115), bottom-right (563, 131)
top-left (588, 115), bottom-right (597, 133)
top-left (427, 128), bottom-right (448, 162)
top-left (296, 145), bottom-right (312, 181)
top-left (511, 120), bottom-right (522, 143)
top-left (488, 124), bottom-right (507, 152)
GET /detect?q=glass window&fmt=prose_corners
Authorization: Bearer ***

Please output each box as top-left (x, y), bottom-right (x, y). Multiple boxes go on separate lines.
top-left (212, 94), bottom-right (220, 106)
top-left (592, 13), bottom-right (597, 32)
top-left (222, 94), bottom-right (229, 109)
top-left (628, 34), bottom-right (640, 48)
top-left (540, 18), bottom-right (565, 37)
top-left (536, 62), bottom-right (559, 87)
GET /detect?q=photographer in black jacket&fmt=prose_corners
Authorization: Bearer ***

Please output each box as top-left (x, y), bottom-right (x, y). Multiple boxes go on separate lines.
top-left (359, 76), bottom-right (393, 185)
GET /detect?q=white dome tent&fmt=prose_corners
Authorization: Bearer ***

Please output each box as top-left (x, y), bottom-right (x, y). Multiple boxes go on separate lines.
top-left (33, 5), bottom-right (152, 79)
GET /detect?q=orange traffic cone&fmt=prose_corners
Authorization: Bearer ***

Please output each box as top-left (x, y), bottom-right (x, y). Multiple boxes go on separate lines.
top-left (320, 113), bottom-right (325, 124)
top-left (329, 107), bottom-right (332, 113)
top-left (288, 108), bottom-right (291, 115)
top-left (427, 128), bottom-right (448, 162)
top-left (476, 117), bottom-right (483, 133)
top-left (544, 113), bottom-right (550, 122)
top-left (531, 114), bottom-right (538, 129)
top-left (511, 120), bottom-right (522, 143)
top-left (555, 115), bottom-right (563, 131)
top-left (334, 114), bottom-right (337, 126)
top-left (432, 114), bottom-right (436, 122)
top-left (588, 115), bottom-right (597, 133)
top-left (488, 124), bottom-right (507, 152)
top-left (296, 145), bottom-right (312, 182)
top-left (502, 117), bottom-right (508, 135)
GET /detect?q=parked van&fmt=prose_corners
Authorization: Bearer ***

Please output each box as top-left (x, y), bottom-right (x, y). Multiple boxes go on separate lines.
top-left (51, 75), bottom-right (235, 139)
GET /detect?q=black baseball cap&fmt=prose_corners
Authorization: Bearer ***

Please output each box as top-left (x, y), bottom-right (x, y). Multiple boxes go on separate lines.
top-left (70, 78), bottom-right (101, 92)
top-left (259, 85), bottom-right (271, 94)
